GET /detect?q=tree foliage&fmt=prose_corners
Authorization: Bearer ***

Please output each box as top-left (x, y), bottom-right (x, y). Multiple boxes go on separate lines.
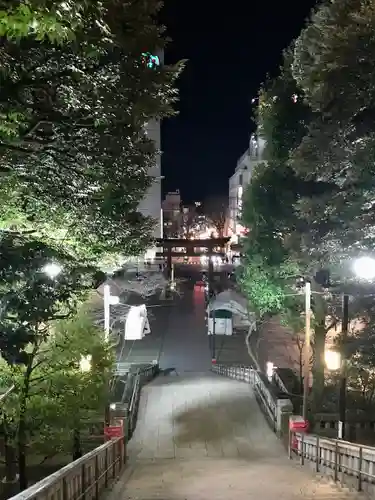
top-left (239, 15), bottom-right (375, 410)
top-left (0, 0), bottom-right (183, 358)
top-left (0, 0), bottom-right (182, 265)
top-left (0, 307), bottom-right (112, 489)
top-left (0, 3), bottom-right (181, 481)
top-left (0, 231), bottom-right (96, 362)
top-left (203, 196), bottom-right (227, 238)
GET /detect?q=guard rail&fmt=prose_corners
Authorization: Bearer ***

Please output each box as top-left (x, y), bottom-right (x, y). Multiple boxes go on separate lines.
top-left (211, 363), bottom-right (293, 436)
top-left (9, 438), bottom-right (124, 500)
top-left (9, 362), bottom-right (159, 500)
top-left (290, 431), bottom-right (375, 493)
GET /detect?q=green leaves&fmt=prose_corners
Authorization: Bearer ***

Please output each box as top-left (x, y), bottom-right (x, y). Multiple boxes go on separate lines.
top-left (0, 1), bottom-right (103, 44)
top-left (240, 0), bottom-right (375, 407)
top-left (0, 231), bottom-right (95, 362)
top-left (0, 307), bottom-right (113, 459)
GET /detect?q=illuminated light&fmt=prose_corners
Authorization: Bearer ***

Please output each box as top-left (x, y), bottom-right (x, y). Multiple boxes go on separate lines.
top-left (353, 256), bottom-right (375, 280)
top-left (325, 349), bottom-right (341, 371)
top-left (266, 361), bottom-right (274, 380)
top-left (141, 52), bottom-right (160, 69)
top-left (79, 355), bottom-right (92, 373)
top-left (200, 255), bottom-right (208, 265)
top-left (42, 262), bottom-right (62, 279)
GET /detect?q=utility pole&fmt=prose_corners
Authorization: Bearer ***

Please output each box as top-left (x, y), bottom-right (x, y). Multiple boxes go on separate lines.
top-left (338, 293), bottom-right (349, 440)
top-left (212, 307), bottom-right (216, 361)
top-left (302, 281), bottom-right (311, 421)
top-left (104, 284), bottom-right (111, 342)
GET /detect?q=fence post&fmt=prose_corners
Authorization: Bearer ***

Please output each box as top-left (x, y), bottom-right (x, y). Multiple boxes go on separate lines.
top-left (112, 441), bottom-right (116, 479)
top-left (357, 446), bottom-right (363, 491)
top-left (81, 463), bottom-right (86, 500)
top-left (300, 433), bottom-right (305, 465)
top-left (123, 431), bottom-right (127, 465)
top-left (62, 477), bottom-right (68, 500)
top-left (334, 441), bottom-right (339, 482)
top-left (104, 447), bottom-right (109, 487)
top-left (288, 430), bottom-right (292, 460)
top-left (316, 436), bottom-right (320, 473)
top-left (95, 455), bottom-right (99, 500)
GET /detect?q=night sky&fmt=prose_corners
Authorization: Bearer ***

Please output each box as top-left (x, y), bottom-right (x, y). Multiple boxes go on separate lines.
top-left (160, 0), bottom-right (317, 203)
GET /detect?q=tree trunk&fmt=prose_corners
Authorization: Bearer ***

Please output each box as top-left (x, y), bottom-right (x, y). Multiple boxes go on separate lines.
top-left (18, 403), bottom-right (27, 491)
top-left (311, 322), bottom-right (326, 412)
top-left (72, 427), bottom-right (82, 461)
top-left (18, 362), bottom-right (33, 491)
top-left (4, 431), bottom-right (17, 483)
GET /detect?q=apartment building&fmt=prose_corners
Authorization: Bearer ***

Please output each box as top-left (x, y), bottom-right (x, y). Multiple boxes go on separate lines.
top-left (228, 133), bottom-right (265, 241)
top-left (136, 51), bottom-right (164, 260)
top-left (162, 190), bottom-right (182, 237)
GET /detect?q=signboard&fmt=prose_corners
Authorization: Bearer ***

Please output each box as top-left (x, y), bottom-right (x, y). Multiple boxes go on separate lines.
top-left (124, 304), bottom-right (150, 339)
top-left (104, 425), bottom-right (123, 439)
top-left (207, 317), bottom-right (232, 336)
top-left (289, 415), bottom-right (309, 432)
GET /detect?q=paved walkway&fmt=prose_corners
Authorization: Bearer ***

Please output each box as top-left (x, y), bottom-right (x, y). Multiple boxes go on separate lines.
top-left (110, 373), bottom-right (361, 499)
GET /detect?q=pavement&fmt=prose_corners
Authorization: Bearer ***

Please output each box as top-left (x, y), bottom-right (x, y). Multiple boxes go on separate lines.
top-left (108, 373), bottom-right (362, 500)
top-left (116, 279), bottom-right (253, 373)
top-left (108, 269), bottom-right (363, 500)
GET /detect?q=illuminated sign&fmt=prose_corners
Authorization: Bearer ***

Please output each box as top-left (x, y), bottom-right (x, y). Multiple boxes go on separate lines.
top-left (141, 52), bottom-right (160, 69)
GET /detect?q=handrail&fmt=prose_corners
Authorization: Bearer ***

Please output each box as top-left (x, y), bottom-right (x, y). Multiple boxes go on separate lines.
top-left (290, 431), bottom-right (375, 492)
top-left (211, 363), bottom-right (278, 428)
top-left (9, 438), bottom-right (124, 500)
top-left (9, 362), bottom-right (159, 500)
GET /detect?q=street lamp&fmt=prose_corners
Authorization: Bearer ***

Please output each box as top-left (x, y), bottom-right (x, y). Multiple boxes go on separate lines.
top-left (337, 256), bottom-right (375, 439)
top-left (42, 262), bottom-right (62, 279)
top-left (103, 284), bottom-right (120, 341)
top-left (353, 256), bottom-right (375, 280)
top-left (302, 281), bottom-right (311, 422)
top-left (79, 354), bottom-right (92, 373)
top-left (325, 349), bottom-right (341, 371)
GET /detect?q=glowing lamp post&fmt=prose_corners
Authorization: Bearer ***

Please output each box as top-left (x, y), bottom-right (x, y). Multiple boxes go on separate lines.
top-left (353, 256), bottom-right (375, 280)
top-left (42, 262), bottom-right (62, 279)
top-left (103, 284), bottom-right (119, 341)
top-left (79, 354), bottom-right (92, 373)
top-left (325, 349), bottom-right (341, 371)
top-left (336, 256), bottom-right (375, 439)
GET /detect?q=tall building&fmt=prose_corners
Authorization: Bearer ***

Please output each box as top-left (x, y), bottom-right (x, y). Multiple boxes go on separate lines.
top-left (228, 133), bottom-right (265, 241)
top-left (162, 190), bottom-right (182, 237)
top-left (136, 51), bottom-right (164, 259)
top-left (137, 118), bottom-right (162, 239)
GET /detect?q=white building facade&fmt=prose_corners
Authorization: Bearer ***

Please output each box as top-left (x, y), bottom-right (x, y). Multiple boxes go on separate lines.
top-left (138, 117), bottom-right (162, 240)
top-left (136, 51), bottom-right (164, 261)
top-left (228, 133), bottom-right (265, 242)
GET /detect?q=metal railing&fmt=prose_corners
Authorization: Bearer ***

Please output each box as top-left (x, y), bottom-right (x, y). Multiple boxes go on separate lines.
top-left (9, 438), bottom-right (124, 500)
top-left (211, 363), bottom-right (278, 430)
top-left (290, 431), bottom-right (375, 493)
top-left (10, 363), bottom-right (159, 500)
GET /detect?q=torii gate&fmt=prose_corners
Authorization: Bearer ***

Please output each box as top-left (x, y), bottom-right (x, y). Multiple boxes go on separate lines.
top-left (155, 237), bottom-right (230, 286)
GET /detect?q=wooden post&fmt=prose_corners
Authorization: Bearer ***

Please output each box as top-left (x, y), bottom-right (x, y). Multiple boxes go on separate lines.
top-left (167, 247), bottom-right (172, 279)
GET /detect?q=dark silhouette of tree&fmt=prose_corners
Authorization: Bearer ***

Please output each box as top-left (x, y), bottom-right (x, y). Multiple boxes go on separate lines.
top-left (203, 197), bottom-right (227, 237)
